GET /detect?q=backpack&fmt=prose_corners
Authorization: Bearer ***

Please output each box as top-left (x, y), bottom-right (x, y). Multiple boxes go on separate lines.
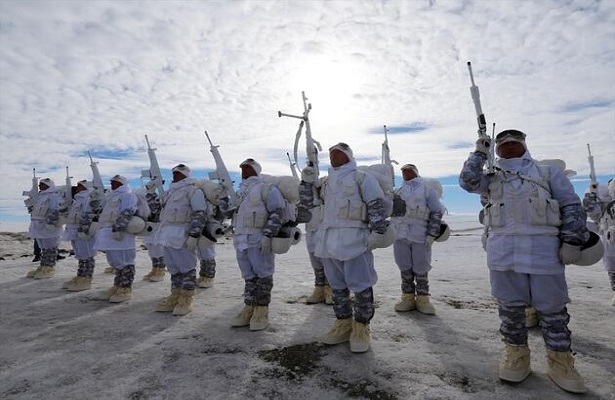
top-left (356, 164), bottom-right (395, 217)
top-left (132, 188), bottom-right (152, 220)
top-left (260, 174), bottom-right (300, 224)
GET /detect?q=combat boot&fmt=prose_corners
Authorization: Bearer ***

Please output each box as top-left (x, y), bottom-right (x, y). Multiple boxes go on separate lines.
top-left (231, 305), bottom-right (255, 327)
top-left (324, 285), bottom-right (334, 305)
top-left (173, 289), bottom-right (195, 316)
top-left (394, 293), bottom-right (416, 312)
top-left (197, 276), bottom-right (214, 288)
top-left (249, 306), bottom-right (269, 331)
top-left (109, 287), bottom-right (132, 303)
top-left (499, 344), bottom-right (531, 383)
top-left (415, 294), bottom-right (435, 315)
top-left (546, 350), bottom-right (587, 393)
top-left (321, 318), bottom-right (352, 345)
top-left (67, 276), bottom-right (92, 292)
top-left (34, 266), bottom-right (55, 279)
top-left (62, 276), bottom-right (80, 289)
top-left (349, 319), bottom-right (370, 353)
top-left (104, 266), bottom-right (115, 274)
top-left (156, 288), bottom-right (181, 312)
top-left (305, 286), bottom-right (325, 304)
top-left (97, 286), bottom-right (119, 300)
top-left (26, 266), bottom-right (42, 278)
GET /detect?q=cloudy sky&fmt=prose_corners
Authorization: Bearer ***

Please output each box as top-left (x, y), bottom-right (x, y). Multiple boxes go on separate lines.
top-left (1, 0), bottom-right (614, 220)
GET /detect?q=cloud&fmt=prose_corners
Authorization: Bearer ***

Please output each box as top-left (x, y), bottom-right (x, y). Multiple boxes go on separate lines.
top-left (1, 0), bottom-right (614, 219)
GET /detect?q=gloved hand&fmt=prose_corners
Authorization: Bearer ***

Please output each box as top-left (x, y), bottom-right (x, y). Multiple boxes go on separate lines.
top-left (77, 232), bottom-right (90, 240)
top-left (185, 236), bottom-right (199, 250)
top-left (475, 136), bottom-right (492, 155)
top-left (391, 194), bottom-right (406, 217)
top-left (559, 242), bottom-right (581, 265)
top-left (45, 224), bottom-right (56, 231)
top-left (260, 236), bottom-right (272, 254)
top-left (112, 230), bottom-right (124, 241)
top-left (301, 167), bottom-right (316, 184)
top-left (582, 192), bottom-right (598, 208)
top-left (425, 235), bottom-right (436, 247)
top-left (145, 180), bottom-right (158, 193)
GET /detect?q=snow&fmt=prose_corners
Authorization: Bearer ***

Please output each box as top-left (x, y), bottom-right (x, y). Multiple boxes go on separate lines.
top-left (0, 215), bottom-right (613, 399)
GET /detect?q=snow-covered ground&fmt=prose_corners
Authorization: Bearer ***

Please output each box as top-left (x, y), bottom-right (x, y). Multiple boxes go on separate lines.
top-left (0, 214), bottom-right (613, 399)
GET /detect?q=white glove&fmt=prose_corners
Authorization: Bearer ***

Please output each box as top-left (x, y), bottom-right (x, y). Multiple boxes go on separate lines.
top-left (185, 236), bottom-right (199, 250)
top-left (425, 235), bottom-right (436, 247)
top-left (301, 167), bottom-right (316, 184)
top-left (559, 243), bottom-right (581, 265)
top-left (475, 137), bottom-right (492, 155)
top-left (45, 224), bottom-right (56, 231)
top-left (260, 236), bottom-right (272, 254)
top-left (77, 232), bottom-right (89, 240)
top-left (112, 230), bottom-right (124, 241)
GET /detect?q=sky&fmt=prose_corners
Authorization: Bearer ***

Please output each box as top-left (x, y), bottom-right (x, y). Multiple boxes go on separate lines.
top-left (1, 0), bottom-right (614, 221)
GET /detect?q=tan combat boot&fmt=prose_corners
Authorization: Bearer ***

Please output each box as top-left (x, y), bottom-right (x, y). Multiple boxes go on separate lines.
top-left (324, 285), bottom-right (334, 305)
top-left (546, 350), bottom-right (587, 393)
top-left (197, 276), bottom-right (214, 288)
top-left (62, 276), bottom-right (80, 289)
top-left (499, 344), bottom-right (531, 383)
top-left (33, 266), bottom-right (55, 279)
top-left (109, 287), bottom-right (132, 303)
top-left (305, 286), bottom-right (326, 304)
top-left (173, 289), bottom-right (195, 316)
top-left (67, 276), bottom-right (93, 292)
top-left (143, 267), bottom-right (165, 282)
top-left (155, 288), bottom-right (181, 312)
top-left (394, 293), bottom-right (416, 312)
top-left (231, 305), bottom-right (255, 327)
top-left (321, 318), bottom-right (352, 345)
top-left (249, 306), bottom-right (269, 331)
top-left (415, 294), bottom-right (435, 315)
top-left (97, 286), bottom-right (119, 300)
top-left (26, 266), bottom-right (42, 278)
top-left (104, 266), bottom-right (115, 274)
top-left (349, 319), bottom-right (370, 353)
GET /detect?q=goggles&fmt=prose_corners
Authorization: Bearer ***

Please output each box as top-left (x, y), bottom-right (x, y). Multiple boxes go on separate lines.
top-left (495, 130), bottom-right (526, 144)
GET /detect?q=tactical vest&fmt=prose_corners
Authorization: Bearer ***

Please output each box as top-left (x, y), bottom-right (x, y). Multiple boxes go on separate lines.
top-left (160, 184), bottom-right (199, 225)
top-left (483, 165), bottom-right (561, 229)
top-left (233, 181), bottom-right (269, 234)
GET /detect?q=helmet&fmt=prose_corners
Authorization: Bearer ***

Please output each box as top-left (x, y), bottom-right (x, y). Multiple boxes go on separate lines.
top-left (125, 216), bottom-right (146, 234)
top-left (435, 222), bottom-right (450, 242)
top-left (575, 231), bottom-right (605, 266)
top-left (272, 237), bottom-right (292, 254)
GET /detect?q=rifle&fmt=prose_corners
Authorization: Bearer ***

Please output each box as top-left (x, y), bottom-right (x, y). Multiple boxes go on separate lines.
top-left (88, 151), bottom-right (106, 209)
top-left (381, 125), bottom-right (398, 188)
top-left (204, 130), bottom-right (237, 209)
top-left (467, 61), bottom-right (494, 173)
top-left (587, 143), bottom-right (598, 194)
top-left (60, 166), bottom-right (73, 212)
top-left (287, 152), bottom-right (298, 179)
top-left (22, 168), bottom-right (39, 212)
top-left (141, 135), bottom-right (165, 198)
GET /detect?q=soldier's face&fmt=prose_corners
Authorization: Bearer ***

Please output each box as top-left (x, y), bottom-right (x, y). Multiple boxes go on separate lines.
top-left (329, 149), bottom-right (349, 168)
top-left (111, 181), bottom-right (122, 190)
top-left (497, 142), bottom-right (525, 159)
top-left (241, 165), bottom-right (256, 179)
top-left (172, 171), bottom-right (186, 183)
top-left (402, 169), bottom-right (417, 181)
